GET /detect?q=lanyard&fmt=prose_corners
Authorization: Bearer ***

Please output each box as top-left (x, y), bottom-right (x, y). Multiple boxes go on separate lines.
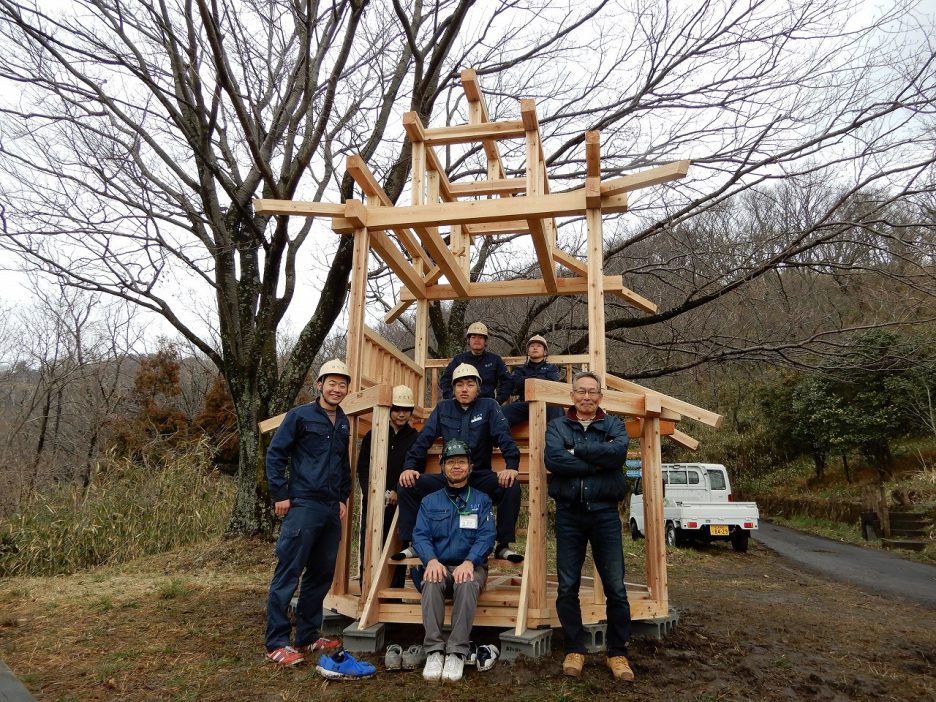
top-left (446, 487), bottom-right (472, 514)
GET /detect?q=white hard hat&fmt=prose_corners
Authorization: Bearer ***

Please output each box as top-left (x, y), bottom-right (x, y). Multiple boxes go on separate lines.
top-left (391, 385), bottom-right (415, 408)
top-left (316, 359), bottom-right (351, 383)
top-left (452, 363), bottom-right (481, 383)
top-left (527, 334), bottom-right (549, 354)
top-left (466, 321), bottom-right (489, 338)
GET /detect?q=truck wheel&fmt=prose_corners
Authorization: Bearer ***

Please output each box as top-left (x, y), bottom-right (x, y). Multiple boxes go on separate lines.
top-left (665, 522), bottom-right (677, 547)
top-left (630, 519), bottom-right (642, 540)
top-left (731, 528), bottom-right (750, 553)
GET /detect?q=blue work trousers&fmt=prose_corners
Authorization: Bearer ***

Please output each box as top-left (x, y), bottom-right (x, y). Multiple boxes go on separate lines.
top-left (265, 499), bottom-right (340, 651)
top-left (555, 504), bottom-right (632, 656)
top-left (500, 401), bottom-right (563, 428)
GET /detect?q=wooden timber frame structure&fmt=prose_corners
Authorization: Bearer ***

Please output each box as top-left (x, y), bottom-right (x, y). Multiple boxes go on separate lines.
top-left (255, 69), bottom-right (723, 637)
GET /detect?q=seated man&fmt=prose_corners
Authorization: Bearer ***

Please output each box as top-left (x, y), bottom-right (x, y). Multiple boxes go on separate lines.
top-left (395, 363), bottom-right (523, 563)
top-left (544, 370), bottom-right (634, 682)
top-left (497, 334), bottom-right (564, 427)
top-left (439, 321), bottom-right (510, 401)
top-left (413, 439), bottom-right (496, 682)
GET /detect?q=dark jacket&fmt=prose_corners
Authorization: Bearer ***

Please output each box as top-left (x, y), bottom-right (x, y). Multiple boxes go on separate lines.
top-left (413, 486), bottom-right (495, 567)
top-left (403, 397), bottom-right (520, 474)
top-left (357, 423), bottom-right (419, 496)
top-left (439, 350), bottom-right (510, 400)
top-left (544, 408), bottom-right (628, 510)
top-left (266, 401), bottom-right (351, 505)
top-left (497, 359), bottom-right (562, 403)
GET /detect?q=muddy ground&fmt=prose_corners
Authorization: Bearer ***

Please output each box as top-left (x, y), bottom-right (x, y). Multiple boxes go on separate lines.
top-left (1, 536), bottom-right (933, 701)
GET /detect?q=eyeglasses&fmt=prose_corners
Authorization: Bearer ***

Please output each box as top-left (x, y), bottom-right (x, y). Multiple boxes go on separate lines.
top-left (444, 457), bottom-right (470, 467)
top-left (573, 388), bottom-right (602, 397)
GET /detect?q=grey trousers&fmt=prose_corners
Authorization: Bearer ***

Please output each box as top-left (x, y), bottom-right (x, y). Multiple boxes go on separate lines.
top-left (421, 564), bottom-right (488, 656)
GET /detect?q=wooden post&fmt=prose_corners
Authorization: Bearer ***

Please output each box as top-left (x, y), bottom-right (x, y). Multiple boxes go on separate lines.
top-left (361, 404), bottom-right (390, 597)
top-left (332, 224), bottom-right (369, 597)
top-left (516, 399), bottom-right (548, 634)
top-left (641, 416), bottom-right (667, 609)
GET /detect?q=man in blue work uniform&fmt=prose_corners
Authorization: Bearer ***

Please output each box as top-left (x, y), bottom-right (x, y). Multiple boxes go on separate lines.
top-left (498, 334), bottom-right (564, 427)
top-left (413, 439), bottom-right (496, 682)
top-left (439, 321), bottom-right (510, 400)
top-left (263, 359), bottom-right (352, 667)
top-left (394, 363), bottom-right (524, 563)
top-left (544, 370), bottom-right (635, 682)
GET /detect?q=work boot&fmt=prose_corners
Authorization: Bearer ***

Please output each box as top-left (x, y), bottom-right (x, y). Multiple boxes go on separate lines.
top-left (562, 652), bottom-right (585, 677)
top-left (607, 654), bottom-right (635, 681)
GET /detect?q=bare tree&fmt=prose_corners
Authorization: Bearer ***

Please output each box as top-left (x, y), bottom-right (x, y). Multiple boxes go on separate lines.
top-left (0, 0), bottom-right (934, 535)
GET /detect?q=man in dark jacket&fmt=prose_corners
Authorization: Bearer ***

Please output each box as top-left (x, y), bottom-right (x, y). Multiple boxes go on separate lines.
top-left (544, 370), bottom-right (634, 682)
top-left (395, 363), bottom-right (524, 563)
top-left (413, 439), bottom-right (496, 682)
top-left (498, 334), bottom-right (564, 427)
top-left (357, 384), bottom-right (418, 586)
top-left (263, 359), bottom-right (352, 666)
top-left (439, 321), bottom-right (510, 400)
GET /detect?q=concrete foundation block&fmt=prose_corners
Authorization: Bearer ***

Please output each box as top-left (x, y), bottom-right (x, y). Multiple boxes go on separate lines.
top-left (499, 627), bottom-right (552, 661)
top-left (341, 621), bottom-right (386, 653)
top-left (321, 609), bottom-right (355, 637)
top-left (581, 622), bottom-right (608, 653)
top-left (631, 611), bottom-right (679, 640)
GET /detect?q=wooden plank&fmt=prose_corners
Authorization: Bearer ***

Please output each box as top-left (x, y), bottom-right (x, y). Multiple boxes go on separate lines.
top-left (669, 429), bottom-right (700, 450)
top-left (517, 399), bottom-right (548, 635)
top-left (553, 248), bottom-right (587, 277)
top-left (422, 120), bottom-right (526, 146)
top-left (331, 189), bottom-right (629, 232)
top-left (465, 220), bottom-right (530, 236)
top-left (449, 178), bottom-right (527, 196)
top-left (600, 160), bottom-right (691, 196)
top-left (641, 416), bottom-right (668, 610)
top-left (252, 199), bottom-right (345, 216)
top-left (605, 373), bottom-right (723, 427)
top-left (525, 379), bottom-right (642, 416)
top-left (460, 68), bottom-right (506, 179)
top-left (586, 207), bottom-right (606, 381)
top-left (524, 101), bottom-right (557, 294)
top-left (340, 383), bottom-right (394, 417)
top-left (412, 225), bottom-right (470, 298)
top-left (399, 274), bottom-right (633, 302)
top-left (369, 229), bottom-right (427, 298)
top-left (358, 508), bottom-right (400, 628)
top-left (612, 285), bottom-right (658, 314)
top-left (363, 326), bottom-right (422, 374)
top-left (361, 407), bottom-right (390, 600)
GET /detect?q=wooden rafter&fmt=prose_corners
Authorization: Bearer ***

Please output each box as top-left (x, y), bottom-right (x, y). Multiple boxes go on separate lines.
top-left (461, 68), bottom-right (507, 179)
top-left (398, 274), bottom-right (640, 302)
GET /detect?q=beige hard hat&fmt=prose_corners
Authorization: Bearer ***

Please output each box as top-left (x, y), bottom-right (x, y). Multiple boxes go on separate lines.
top-left (465, 321), bottom-right (489, 338)
top-left (391, 385), bottom-right (416, 408)
top-left (316, 359), bottom-right (351, 383)
top-left (527, 334), bottom-right (549, 354)
top-left (452, 363), bottom-right (481, 383)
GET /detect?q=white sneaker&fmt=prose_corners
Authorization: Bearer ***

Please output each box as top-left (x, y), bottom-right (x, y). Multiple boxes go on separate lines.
top-left (422, 651), bottom-right (445, 681)
top-left (441, 653), bottom-right (464, 682)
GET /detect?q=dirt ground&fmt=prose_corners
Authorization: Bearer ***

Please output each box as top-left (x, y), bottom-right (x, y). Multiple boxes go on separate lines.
top-left (1, 536), bottom-right (934, 702)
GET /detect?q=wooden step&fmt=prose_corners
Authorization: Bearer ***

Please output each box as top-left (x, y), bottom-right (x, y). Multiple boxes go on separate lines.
top-left (882, 538), bottom-right (930, 551)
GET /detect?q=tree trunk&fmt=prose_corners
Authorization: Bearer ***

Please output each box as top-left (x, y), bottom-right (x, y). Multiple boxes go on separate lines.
top-left (841, 451), bottom-right (851, 483)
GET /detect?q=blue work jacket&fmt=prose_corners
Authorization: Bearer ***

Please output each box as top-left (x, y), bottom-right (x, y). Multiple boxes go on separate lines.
top-left (266, 400), bottom-right (351, 505)
top-left (413, 486), bottom-right (495, 567)
top-left (497, 359), bottom-right (562, 403)
top-left (403, 398), bottom-right (520, 474)
top-left (439, 350), bottom-right (510, 400)
top-left (544, 409), bottom-right (629, 509)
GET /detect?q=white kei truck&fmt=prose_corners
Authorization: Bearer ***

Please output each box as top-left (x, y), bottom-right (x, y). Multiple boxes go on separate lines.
top-left (629, 463), bottom-right (759, 552)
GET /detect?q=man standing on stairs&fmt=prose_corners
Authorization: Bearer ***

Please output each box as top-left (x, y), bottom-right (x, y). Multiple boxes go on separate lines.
top-left (394, 363), bottom-right (524, 564)
top-left (439, 321), bottom-right (510, 401)
top-left (544, 370), bottom-right (635, 682)
top-left (413, 439), bottom-right (496, 682)
top-left (497, 334), bottom-right (564, 427)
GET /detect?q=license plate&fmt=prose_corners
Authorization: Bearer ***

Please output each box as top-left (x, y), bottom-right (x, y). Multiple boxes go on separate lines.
top-left (710, 525), bottom-right (729, 536)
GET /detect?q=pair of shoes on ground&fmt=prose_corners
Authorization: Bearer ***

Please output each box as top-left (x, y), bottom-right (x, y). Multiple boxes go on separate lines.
top-left (315, 649), bottom-right (377, 680)
top-left (422, 651), bottom-right (465, 681)
top-left (466, 642), bottom-right (499, 671)
top-left (265, 638), bottom-right (342, 667)
top-left (390, 643), bottom-right (425, 670)
top-left (562, 652), bottom-right (635, 681)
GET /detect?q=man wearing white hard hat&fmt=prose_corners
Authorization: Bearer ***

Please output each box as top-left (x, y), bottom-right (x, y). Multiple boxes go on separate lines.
top-left (438, 321), bottom-right (510, 401)
top-left (263, 359), bottom-right (355, 667)
top-left (498, 334), bottom-right (564, 427)
top-left (357, 384), bottom-right (419, 587)
top-left (394, 363), bottom-right (524, 564)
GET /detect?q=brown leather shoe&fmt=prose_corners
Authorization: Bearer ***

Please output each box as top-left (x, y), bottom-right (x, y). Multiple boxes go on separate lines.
top-left (562, 652), bottom-right (585, 677)
top-left (607, 655), bottom-right (635, 681)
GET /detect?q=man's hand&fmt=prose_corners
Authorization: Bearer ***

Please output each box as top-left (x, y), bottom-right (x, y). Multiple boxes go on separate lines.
top-left (339, 501), bottom-right (348, 520)
top-left (498, 469), bottom-right (519, 488)
top-left (424, 559), bottom-right (447, 583)
top-left (399, 469), bottom-right (421, 488)
top-left (274, 499), bottom-right (291, 518)
top-left (452, 560), bottom-right (474, 584)
top-left (387, 489), bottom-right (397, 506)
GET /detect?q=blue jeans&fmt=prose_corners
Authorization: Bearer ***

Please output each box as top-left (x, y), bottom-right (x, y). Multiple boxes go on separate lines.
top-left (555, 504), bottom-right (632, 656)
top-left (265, 499), bottom-right (340, 651)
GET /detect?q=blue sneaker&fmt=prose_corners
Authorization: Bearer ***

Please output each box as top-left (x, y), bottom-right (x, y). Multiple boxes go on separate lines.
top-left (316, 650), bottom-right (377, 680)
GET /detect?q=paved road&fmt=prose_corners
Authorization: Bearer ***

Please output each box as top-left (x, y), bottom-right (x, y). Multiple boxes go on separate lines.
top-left (753, 521), bottom-right (936, 609)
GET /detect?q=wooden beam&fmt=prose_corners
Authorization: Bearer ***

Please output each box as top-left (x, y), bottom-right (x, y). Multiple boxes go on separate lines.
top-left (600, 160), bottom-right (691, 196)
top-left (399, 274), bottom-right (632, 302)
top-left (641, 416), bottom-right (668, 608)
top-left (465, 220), bottom-right (530, 236)
top-left (363, 326), bottom-right (423, 375)
top-left (369, 229), bottom-right (426, 298)
top-left (605, 373), bottom-right (723, 428)
top-left (252, 199), bottom-right (345, 217)
top-left (669, 429), bottom-right (700, 450)
top-left (422, 120), bottom-right (526, 146)
top-left (460, 69), bottom-right (506, 179)
top-left (523, 98), bottom-right (556, 294)
top-left (332, 189), bottom-right (629, 232)
top-left (449, 178), bottom-right (527, 197)
top-left (553, 248), bottom-right (588, 276)
top-left (411, 225), bottom-right (470, 297)
top-left (585, 130), bottom-right (601, 179)
top-left (611, 286), bottom-right (658, 314)
top-left (382, 266), bottom-right (443, 324)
